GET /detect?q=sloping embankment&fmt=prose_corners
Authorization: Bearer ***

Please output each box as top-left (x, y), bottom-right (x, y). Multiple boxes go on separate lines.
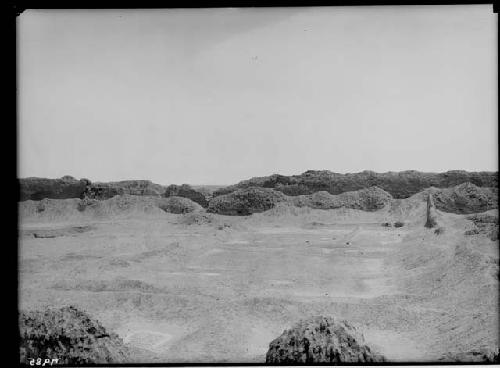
top-left (388, 206), bottom-right (499, 362)
top-left (19, 195), bottom-right (202, 223)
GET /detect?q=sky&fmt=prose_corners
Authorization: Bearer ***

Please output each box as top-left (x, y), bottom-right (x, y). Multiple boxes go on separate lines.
top-left (18, 5), bottom-right (497, 185)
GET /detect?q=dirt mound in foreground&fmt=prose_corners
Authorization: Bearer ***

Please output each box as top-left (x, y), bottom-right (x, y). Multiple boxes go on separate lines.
top-left (431, 183), bottom-right (497, 214)
top-left (291, 186), bottom-right (393, 211)
top-left (157, 196), bottom-right (203, 214)
top-left (266, 316), bottom-right (385, 363)
top-left (19, 306), bottom-right (130, 364)
top-left (207, 187), bottom-right (288, 215)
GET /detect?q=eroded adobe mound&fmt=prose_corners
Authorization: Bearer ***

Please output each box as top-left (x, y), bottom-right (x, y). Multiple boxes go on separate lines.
top-left (207, 186), bottom-right (393, 215)
top-left (157, 196), bottom-right (203, 214)
top-left (164, 184), bottom-right (209, 208)
top-left (19, 306), bottom-right (130, 365)
top-left (266, 316), bottom-right (385, 363)
top-left (214, 170), bottom-right (497, 199)
top-left (84, 180), bottom-right (165, 200)
top-left (431, 183), bottom-right (498, 214)
top-left (291, 186), bottom-right (393, 211)
top-left (19, 178), bottom-right (167, 201)
top-left (19, 177), bottom-right (90, 201)
top-left (208, 187), bottom-right (287, 215)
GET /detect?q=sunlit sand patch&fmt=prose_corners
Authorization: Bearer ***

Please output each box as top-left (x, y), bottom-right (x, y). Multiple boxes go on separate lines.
top-left (219, 245), bottom-right (285, 252)
top-left (363, 329), bottom-right (423, 362)
top-left (269, 279), bottom-right (293, 285)
top-left (379, 237), bottom-right (404, 245)
top-left (125, 330), bottom-right (174, 351)
top-left (245, 324), bottom-right (281, 359)
top-left (244, 246), bottom-right (285, 251)
top-left (199, 272), bottom-right (220, 276)
top-left (117, 321), bottom-right (187, 353)
top-left (290, 288), bottom-right (358, 298)
top-left (161, 271), bottom-right (220, 277)
top-left (257, 227), bottom-right (322, 234)
top-left (362, 277), bottom-right (396, 296)
top-left (225, 240), bottom-right (250, 244)
top-left (361, 258), bottom-right (385, 273)
top-left (288, 274), bottom-right (395, 299)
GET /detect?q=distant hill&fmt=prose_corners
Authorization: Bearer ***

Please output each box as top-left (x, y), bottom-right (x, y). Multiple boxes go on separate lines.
top-left (18, 171), bottom-right (497, 205)
top-left (84, 180), bottom-right (166, 199)
top-left (18, 177), bottom-right (215, 203)
top-left (213, 170), bottom-right (498, 199)
top-left (19, 177), bottom-right (90, 201)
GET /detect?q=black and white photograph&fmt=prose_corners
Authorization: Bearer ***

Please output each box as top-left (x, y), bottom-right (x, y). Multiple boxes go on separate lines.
top-left (17, 4), bottom-right (498, 365)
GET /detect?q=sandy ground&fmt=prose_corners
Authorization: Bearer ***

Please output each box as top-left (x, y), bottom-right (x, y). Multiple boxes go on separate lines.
top-left (18, 200), bottom-right (498, 363)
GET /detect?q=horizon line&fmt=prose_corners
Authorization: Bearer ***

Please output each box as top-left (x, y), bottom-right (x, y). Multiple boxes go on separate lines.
top-left (18, 168), bottom-right (499, 187)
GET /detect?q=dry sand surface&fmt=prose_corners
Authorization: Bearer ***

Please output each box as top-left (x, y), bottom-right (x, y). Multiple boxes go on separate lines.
top-left (19, 195), bottom-right (498, 363)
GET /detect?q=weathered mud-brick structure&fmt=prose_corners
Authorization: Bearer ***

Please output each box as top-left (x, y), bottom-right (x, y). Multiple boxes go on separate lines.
top-left (425, 192), bottom-right (438, 228)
